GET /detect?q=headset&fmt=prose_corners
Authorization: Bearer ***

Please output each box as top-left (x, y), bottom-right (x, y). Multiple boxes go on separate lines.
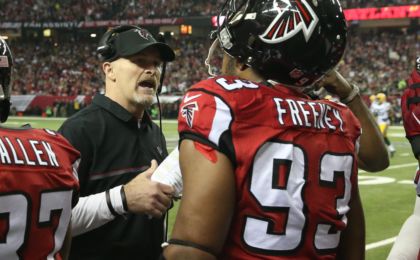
top-left (97, 25), bottom-right (141, 62)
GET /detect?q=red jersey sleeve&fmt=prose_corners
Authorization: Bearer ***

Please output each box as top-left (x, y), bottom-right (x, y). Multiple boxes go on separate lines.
top-left (178, 81), bottom-right (234, 160)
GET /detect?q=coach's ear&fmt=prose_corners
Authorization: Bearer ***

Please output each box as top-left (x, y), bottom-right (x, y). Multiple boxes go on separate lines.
top-left (102, 62), bottom-right (116, 82)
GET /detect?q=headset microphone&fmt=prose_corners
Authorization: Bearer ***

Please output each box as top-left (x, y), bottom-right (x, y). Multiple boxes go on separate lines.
top-left (156, 33), bottom-right (167, 95)
top-left (155, 33), bottom-right (169, 158)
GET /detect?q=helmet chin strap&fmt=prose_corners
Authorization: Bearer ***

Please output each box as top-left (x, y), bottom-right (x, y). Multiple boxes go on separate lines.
top-left (205, 39), bottom-right (220, 77)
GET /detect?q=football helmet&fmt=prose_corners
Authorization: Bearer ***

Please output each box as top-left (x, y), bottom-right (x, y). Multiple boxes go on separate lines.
top-left (215, 0), bottom-right (347, 87)
top-left (369, 94), bottom-right (376, 103)
top-left (0, 38), bottom-right (12, 122)
top-left (376, 93), bottom-right (387, 103)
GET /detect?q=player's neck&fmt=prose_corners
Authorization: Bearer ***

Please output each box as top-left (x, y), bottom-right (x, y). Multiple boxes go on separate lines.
top-left (236, 68), bottom-right (264, 83)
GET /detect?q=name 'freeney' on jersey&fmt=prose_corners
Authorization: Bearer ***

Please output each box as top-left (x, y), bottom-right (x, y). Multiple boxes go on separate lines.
top-left (0, 136), bottom-right (59, 167)
top-left (214, 77), bottom-right (345, 132)
top-left (274, 97), bottom-right (344, 132)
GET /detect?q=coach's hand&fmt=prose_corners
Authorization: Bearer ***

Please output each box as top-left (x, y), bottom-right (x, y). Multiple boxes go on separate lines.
top-left (123, 160), bottom-right (174, 217)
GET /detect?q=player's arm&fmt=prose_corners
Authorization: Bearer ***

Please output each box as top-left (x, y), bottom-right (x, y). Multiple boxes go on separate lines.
top-left (346, 94), bottom-right (389, 172)
top-left (387, 191), bottom-right (420, 259)
top-left (318, 70), bottom-right (389, 172)
top-left (163, 140), bottom-right (236, 259)
top-left (336, 185), bottom-right (365, 260)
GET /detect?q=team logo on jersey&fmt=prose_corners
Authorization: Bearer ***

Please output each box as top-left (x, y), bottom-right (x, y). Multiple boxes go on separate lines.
top-left (260, 0), bottom-right (319, 43)
top-left (181, 102), bottom-right (199, 128)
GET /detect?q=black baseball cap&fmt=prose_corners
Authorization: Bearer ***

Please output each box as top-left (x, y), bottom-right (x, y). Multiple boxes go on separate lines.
top-left (98, 26), bottom-right (175, 62)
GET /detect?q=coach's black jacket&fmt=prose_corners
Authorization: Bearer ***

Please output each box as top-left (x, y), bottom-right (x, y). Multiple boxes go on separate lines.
top-left (59, 94), bottom-right (168, 260)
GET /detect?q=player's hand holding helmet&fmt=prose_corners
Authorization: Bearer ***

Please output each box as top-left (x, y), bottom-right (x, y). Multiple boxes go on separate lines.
top-left (401, 57), bottom-right (420, 159)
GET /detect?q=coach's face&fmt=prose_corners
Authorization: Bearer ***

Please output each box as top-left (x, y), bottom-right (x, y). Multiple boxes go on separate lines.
top-left (112, 47), bottom-right (162, 110)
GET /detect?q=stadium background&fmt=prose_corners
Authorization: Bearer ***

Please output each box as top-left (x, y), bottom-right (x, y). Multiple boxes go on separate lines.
top-left (1, 1), bottom-right (419, 259)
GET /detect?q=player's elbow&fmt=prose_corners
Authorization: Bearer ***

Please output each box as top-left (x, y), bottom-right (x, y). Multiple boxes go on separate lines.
top-left (358, 155), bottom-right (390, 172)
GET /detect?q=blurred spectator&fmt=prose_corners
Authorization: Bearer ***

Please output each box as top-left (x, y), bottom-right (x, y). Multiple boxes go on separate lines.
top-left (1, 0), bottom-right (417, 22)
top-left (8, 30), bottom-right (418, 99)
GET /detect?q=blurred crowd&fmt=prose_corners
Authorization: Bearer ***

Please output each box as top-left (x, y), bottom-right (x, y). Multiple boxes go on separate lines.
top-left (9, 30), bottom-right (418, 98)
top-left (1, 0), bottom-right (417, 22)
top-left (3, 0), bottom-right (418, 120)
top-left (339, 30), bottom-right (418, 95)
top-left (0, 0), bottom-right (225, 22)
top-left (11, 39), bottom-right (102, 96)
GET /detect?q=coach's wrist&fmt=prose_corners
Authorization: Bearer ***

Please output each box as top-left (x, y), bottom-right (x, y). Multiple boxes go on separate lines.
top-left (106, 185), bottom-right (128, 216)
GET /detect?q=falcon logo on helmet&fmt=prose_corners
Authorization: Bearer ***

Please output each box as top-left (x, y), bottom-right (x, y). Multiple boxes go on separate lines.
top-left (260, 0), bottom-right (319, 43)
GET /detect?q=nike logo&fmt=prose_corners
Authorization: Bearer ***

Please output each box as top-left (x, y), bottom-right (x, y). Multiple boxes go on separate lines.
top-left (413, 112), bottom-right (420, 125)
top-left (184, 93), bottom-right (202, 103)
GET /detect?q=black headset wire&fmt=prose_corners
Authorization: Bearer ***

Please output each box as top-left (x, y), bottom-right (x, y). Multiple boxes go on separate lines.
top-left (156, 33), bottom-right (167, 153)
top-left (155, 33), bottom-right (170, 242)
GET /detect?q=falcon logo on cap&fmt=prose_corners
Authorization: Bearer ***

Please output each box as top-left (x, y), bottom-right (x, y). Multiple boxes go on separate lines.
top-left (134, 28), bottom-right (152, 40)
top-left (260, 0), bottom-right (318, 43)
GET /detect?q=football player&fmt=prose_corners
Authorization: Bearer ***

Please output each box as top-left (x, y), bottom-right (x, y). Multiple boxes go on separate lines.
top-left (162, 0), bottom-right (388, 259)
top-left (0, 38), bottom-right (80, 260)
top-left (371, 92), bottom-right (396, 156)
top-left (387, 56), bottom-right (420, 260)
top-left (369, 94), bottom-right (377, 112)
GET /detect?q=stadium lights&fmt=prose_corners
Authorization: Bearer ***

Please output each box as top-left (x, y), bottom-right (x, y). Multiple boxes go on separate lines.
top-left (43, 29), bottom-right (51, 37)
top-left (90, 33), bottom-right (97, 38)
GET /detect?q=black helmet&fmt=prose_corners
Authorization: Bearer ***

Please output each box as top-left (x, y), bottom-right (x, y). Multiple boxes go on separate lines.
top-left (216, 0), bottom-right (347, 87)
top-left (0, 38), bottom-right (13, 122)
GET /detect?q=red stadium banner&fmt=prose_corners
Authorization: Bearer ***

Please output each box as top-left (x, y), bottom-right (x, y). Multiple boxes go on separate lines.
top-left (211, 5), bottom-right (420, 26)
top-left (344, 5), bottom-right (420, 21)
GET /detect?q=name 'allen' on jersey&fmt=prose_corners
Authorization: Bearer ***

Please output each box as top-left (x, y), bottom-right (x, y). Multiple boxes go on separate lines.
top-left (0, 133), bottom-right (60, 167)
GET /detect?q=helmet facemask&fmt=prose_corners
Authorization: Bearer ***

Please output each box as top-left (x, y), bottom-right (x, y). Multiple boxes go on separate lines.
top-left (205, 0), bottom-right (251, 77)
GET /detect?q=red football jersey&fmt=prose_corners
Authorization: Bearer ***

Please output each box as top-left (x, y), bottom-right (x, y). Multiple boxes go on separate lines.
top-left (0, 127), bottom-right (80, 260)
top-left (178, 76), bottom-right (361, 259)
